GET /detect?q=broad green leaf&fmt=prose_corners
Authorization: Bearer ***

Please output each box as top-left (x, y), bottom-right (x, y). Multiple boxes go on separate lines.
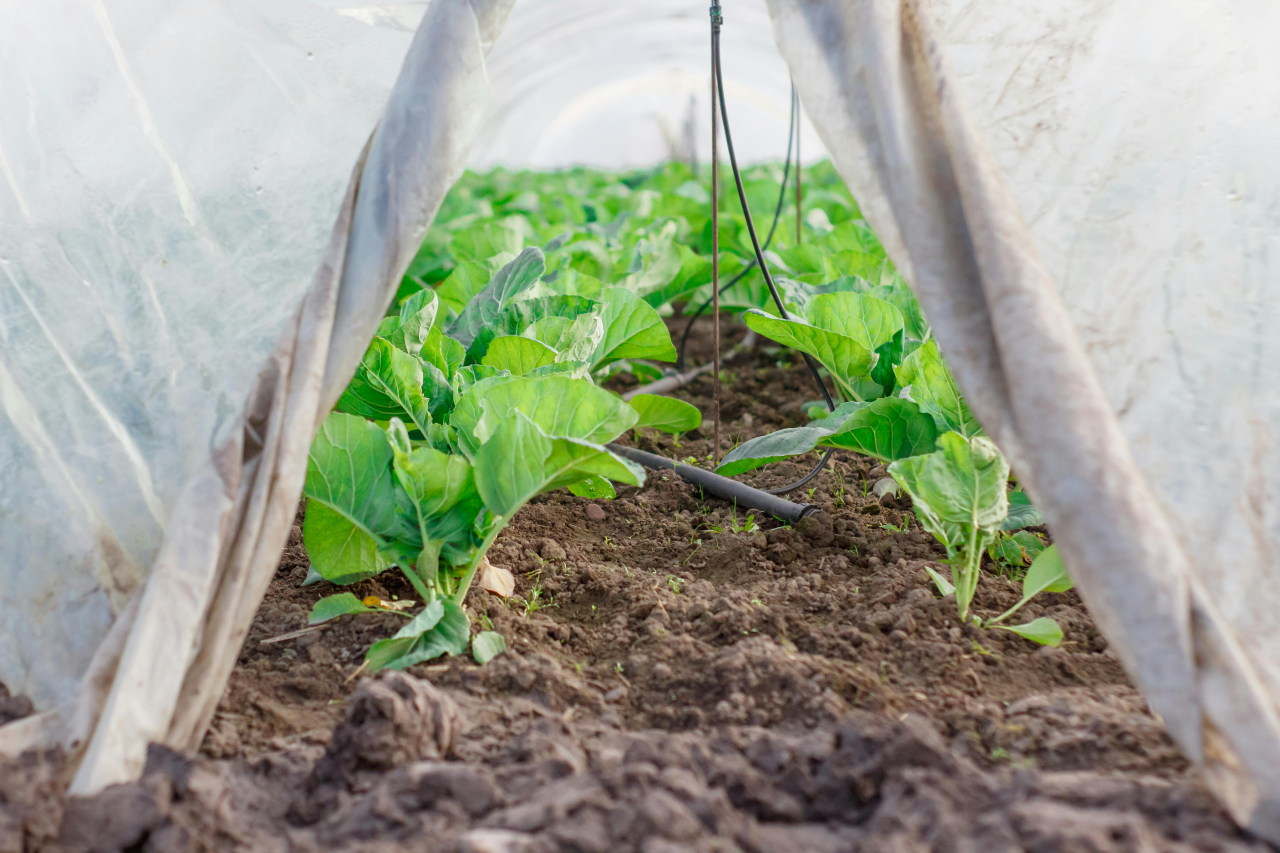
top-left (472, 631), bottom-right (507, 665)
top-left (455, 365), bottom-right (510, 396)
top-left (628, 394), bottom-right (702, 434)
top-left (889, 433), bottom-right (1009, 529)
top-left (620, 228), bottom-right (683, 298)
top-left (526, 361), bottom-right (592, 380)
top-left (987, 532), bottom-right (1027, 569)
top-left (390, 601), bottom-right (471, 667)
top-left (387, 289), bottom-right (439, 356)
top-left (592, 286), bottom-right (677, 367)
top-left (420, 362), bottom-right (455, 421)
top-left (805, 292), bottom-right (903, 354)
top-left (392, 600), bottom-right (445, 640)
top-left (888, 432), bottom-right (1008, 557)
top-left (866, 327), bottom-right (904, 397)
top-left (1011, 530), bottom-right (1047, 564)
top-left (449, 372), bottom-right (521, 457)
top-left (364, 636), bottom-right (416, 671)
top-left (1003, 490), bottom-right (1046, 531)
top-left (449, 220), bottom-right (524, 263)
top-left (336, 338), bottom-right (433, 435)
top-left (419, 327), bottom-right (466, 385)
top-left (535, 267), bottom-right (604, 300)
top-left (471, 375), bottom-right (639, 446)
top-left (808, 400), bottom-right (870, 430)
top-left (304, 412), bottom-right (404, 548)
top-left (308, 592), bottom-right (375, 625)
top-left (821, 396), bottom-right (937, 462)
top-left (541, 435), bottom-right (644, 493)
top-left (716, 397), bottom-right (934, 476)
top-left (391, 441), bottom-right (483, 551)
top-left (481, 336), bottom-right (558, 374)
top-left (436, 261), bottom-right (490, 317)
top-left (365, 599), bottom-right (470, 670)
top-left (717, 427), bottom-right (830, 477)
top-left (466, 294), bottom-right (599, 363)
top-left (924, 566), bottom-right (956, 598)
top-left (474, 414), bottom-right (643, 518)
top-left (826, 219), bottom-right (883, 253)
top-left (524, 313), bottom-right (604, 363)
top-left (824, 249), bottom-right (885, 282)
top-left (447, 247), bottom-right (546, 349)
top-left (895, 341), bottom-right (981, 437)
top-left (994, 617), bottom-right (1064, 647)
top-left (474, 413), bottom-right (552, 518)
top-left (776, 244), bottom-right (827, 275)
top-left (868, 271), bottom-right (929, 341)
top-left (302, 502), bottom-right (388, 584)
top-left (1021, 544), bottom-right (1073, 598)
top-left (375, 316), bottom-right (401, 338)
top-left (568, 475), bottom-right (616, 499)
top-left (641, 243), bottom-right (712, 309)
top-left (743, 310), bottom-right (876, 395)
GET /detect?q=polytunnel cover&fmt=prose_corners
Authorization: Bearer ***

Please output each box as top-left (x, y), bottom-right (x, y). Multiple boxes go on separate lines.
top-left (3, 0), bottom-right (1280, 842)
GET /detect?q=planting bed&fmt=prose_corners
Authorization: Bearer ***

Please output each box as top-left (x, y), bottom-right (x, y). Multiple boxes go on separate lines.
top-left (2, 318), bottom-right (1267, 853)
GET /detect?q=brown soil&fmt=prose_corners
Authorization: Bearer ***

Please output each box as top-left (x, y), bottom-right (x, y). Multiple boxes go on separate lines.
top-left (2, 318), bottom-right (1269, 852)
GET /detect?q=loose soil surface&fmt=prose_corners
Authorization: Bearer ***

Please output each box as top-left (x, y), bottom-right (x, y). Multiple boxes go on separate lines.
top-left (2, 319), bottom-right (1270, 852)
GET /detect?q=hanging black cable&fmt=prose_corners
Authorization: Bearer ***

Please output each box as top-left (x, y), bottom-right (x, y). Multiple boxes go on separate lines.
top-left (676, 83), bottom-right (796, 372)
top-left (710, 5), bottom-right (837, 495)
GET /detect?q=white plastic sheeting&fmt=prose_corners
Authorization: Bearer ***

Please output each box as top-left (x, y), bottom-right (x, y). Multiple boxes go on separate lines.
top-left (0, 0), bottom-right (407, 711)
top-left (771, 0), bottom-right (1280, 837)
top-left (4, 0), bottom-right (1280, 838)
top-left (326, 0), bottom-right (829, 168)
top-left (471, 0), bottom-right (828, 168)
top-left (0, 0), bottom-right (513, 792)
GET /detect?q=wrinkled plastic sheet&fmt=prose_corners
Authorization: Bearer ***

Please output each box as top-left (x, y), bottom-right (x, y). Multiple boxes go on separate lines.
top-left (0, 0), bottom-right (514, 793)
top-left (770, 0), bottom-right (1280, 838)
top-left (0, 0), bottom-right (411, 711)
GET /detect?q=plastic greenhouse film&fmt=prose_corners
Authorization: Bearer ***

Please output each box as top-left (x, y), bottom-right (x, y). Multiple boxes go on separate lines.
top-left (769, 0), bottom-right (1280, 839)
top-left (0, 0), bottom-right (516, 794)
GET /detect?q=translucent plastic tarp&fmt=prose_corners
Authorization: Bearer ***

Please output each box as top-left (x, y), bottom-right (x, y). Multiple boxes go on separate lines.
top-left (0, 0), bottom-right (410, 711)
top-left (0, 0), bottom-right (513, 793)
top-left (470, 0), bottom-right (828, 168)
top-left (770, 0), bottom-right (1280, 837)
top-left (329, 0), bottom-right (830, 168)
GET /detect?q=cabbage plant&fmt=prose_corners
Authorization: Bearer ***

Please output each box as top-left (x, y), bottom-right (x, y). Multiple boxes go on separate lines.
top-left (303, 249), bottom-right (699, 670)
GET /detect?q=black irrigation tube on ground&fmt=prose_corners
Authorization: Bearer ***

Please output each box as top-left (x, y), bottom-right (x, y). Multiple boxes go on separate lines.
top-left (608, 444), bottom-right (818, 524)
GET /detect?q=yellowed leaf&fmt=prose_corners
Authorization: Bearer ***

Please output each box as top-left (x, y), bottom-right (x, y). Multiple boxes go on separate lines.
top-left (361, 595), bottom-right (415, 612)
top-left (478, 558), bottom-right (515, 599)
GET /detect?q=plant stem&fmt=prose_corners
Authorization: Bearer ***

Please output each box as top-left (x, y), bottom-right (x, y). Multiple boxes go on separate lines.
top-left (984, 595), bottom-right (1030, 628)
top-left (400, 560), bottom-right (434, 604)
top-left (957, 524), bottom-right (981, 622)
top-left (451, 520), bottom-right (506, 608)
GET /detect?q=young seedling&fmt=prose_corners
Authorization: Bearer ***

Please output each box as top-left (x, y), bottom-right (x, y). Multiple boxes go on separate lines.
top-left (890, 434), bottom-right (1071, 646)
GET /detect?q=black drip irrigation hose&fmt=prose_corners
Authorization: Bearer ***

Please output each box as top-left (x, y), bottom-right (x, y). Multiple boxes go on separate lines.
top-left (608, 445), bottom-right (818, 524)
top-left (710, 6), bottom-right (837, 496)
top-left (676, 84), bottom-right (797, 373)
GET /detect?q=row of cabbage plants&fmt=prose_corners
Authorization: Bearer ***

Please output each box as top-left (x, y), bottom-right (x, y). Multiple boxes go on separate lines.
top-left (303, 161), bottom-right (1068, 670)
